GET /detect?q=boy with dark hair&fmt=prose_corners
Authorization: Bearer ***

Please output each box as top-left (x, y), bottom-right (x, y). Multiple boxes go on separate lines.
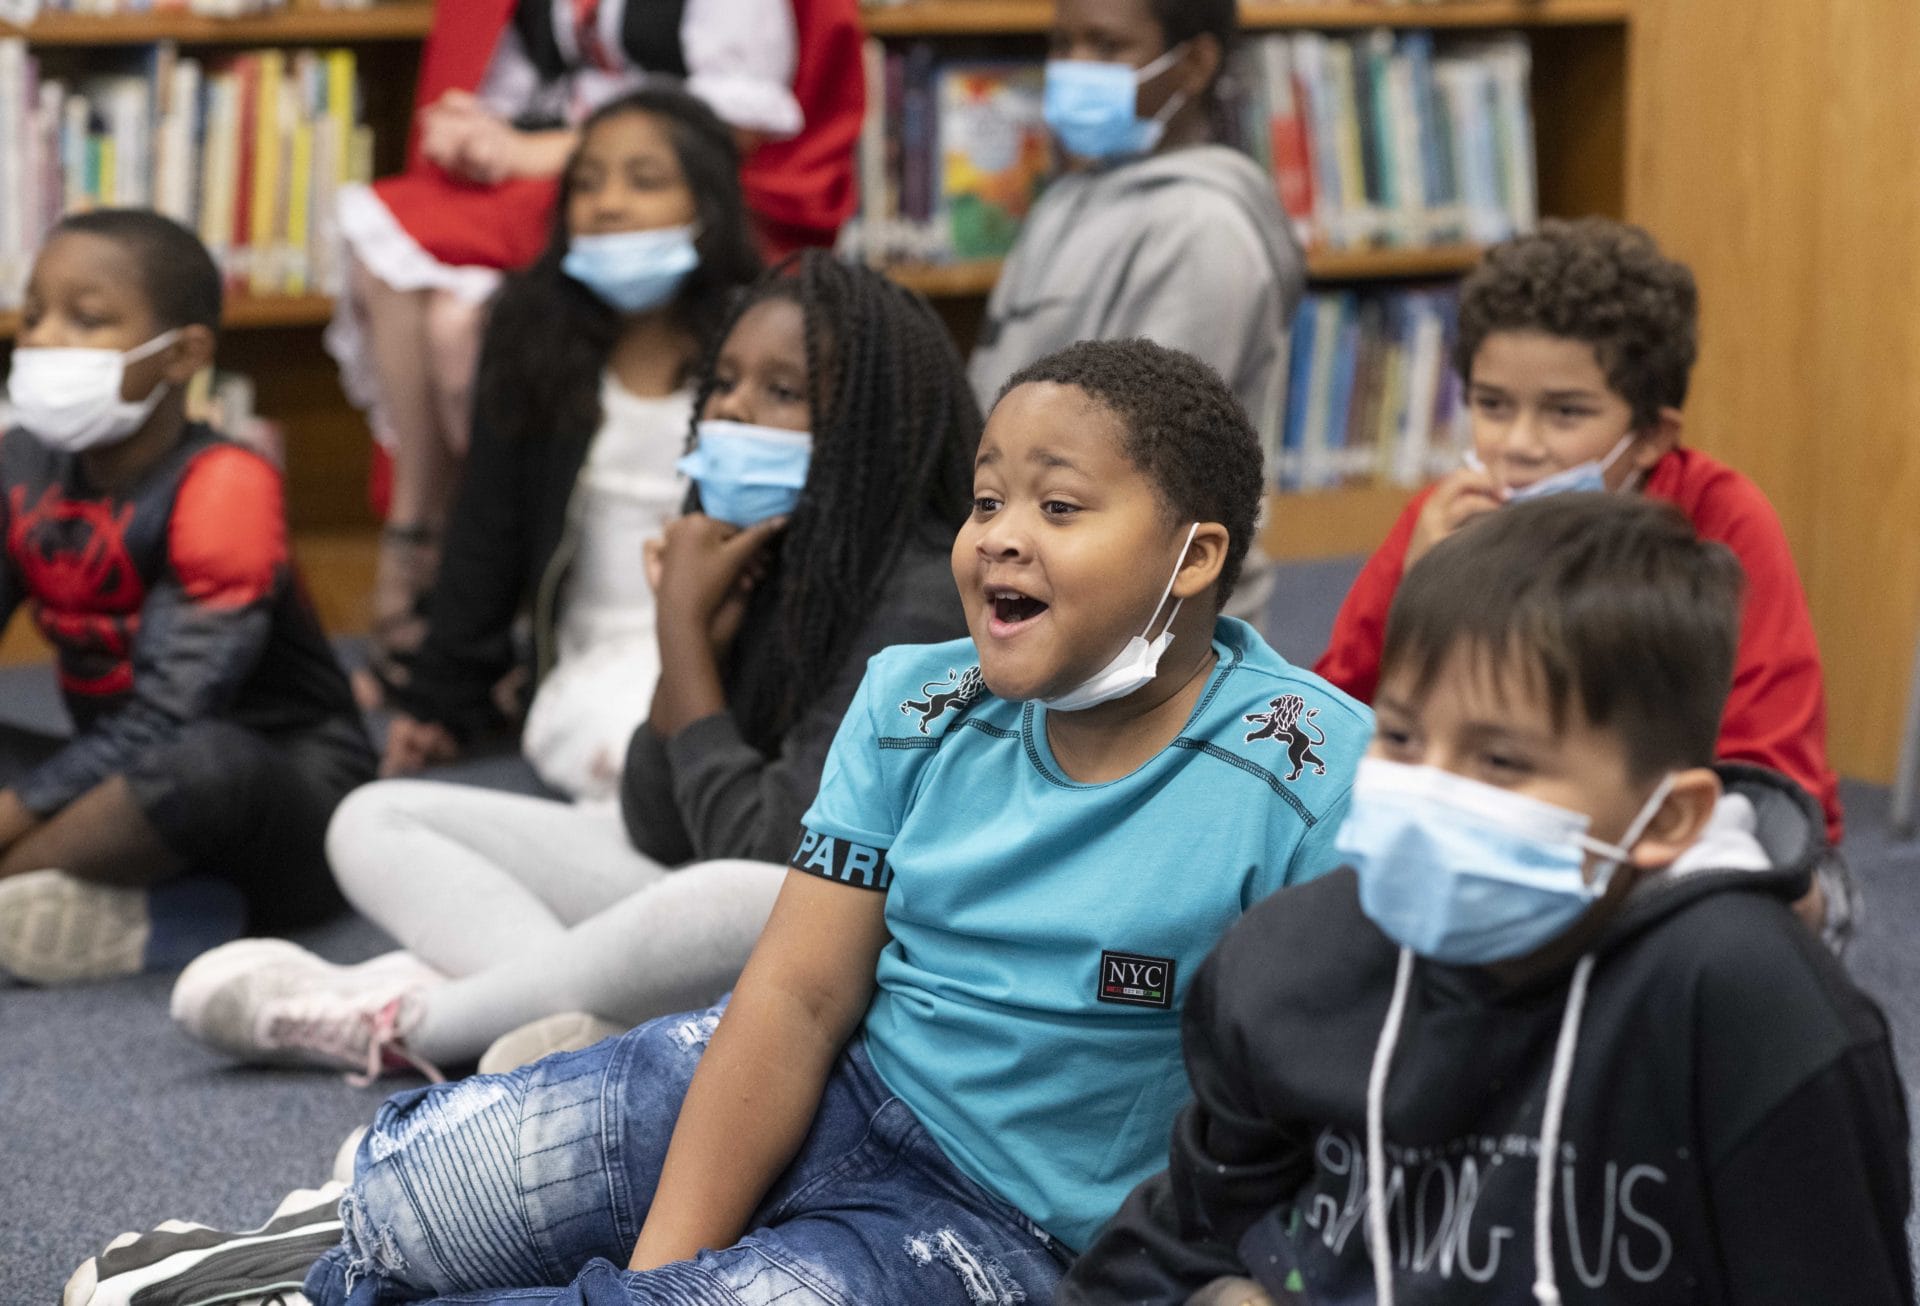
top-left (1066, 494), bottom-right (1912, 1306)
top-left (0, 210), bottom-right (374, 984)
top-left (75, 338), bottom-right (1370, 1305)
top-left (1315, 218), bottom-right (1850, 943)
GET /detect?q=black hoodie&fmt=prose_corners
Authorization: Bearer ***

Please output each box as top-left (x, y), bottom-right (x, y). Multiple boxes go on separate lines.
top-left (1063, 766), bottom-right (1912, 1306)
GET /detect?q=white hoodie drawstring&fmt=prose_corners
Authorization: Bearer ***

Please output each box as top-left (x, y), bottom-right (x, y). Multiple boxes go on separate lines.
top-left (1531, 953), bottom-right (1597, 1306)
top-left (1365, 948), bottom-right (1417, 1306)
top-left (1364, 948), bottom-right (1598, 1306)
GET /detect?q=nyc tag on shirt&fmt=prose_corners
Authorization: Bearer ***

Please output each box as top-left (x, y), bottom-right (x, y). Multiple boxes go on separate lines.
top-left (1097, 950), bottom-right (1176, 1009)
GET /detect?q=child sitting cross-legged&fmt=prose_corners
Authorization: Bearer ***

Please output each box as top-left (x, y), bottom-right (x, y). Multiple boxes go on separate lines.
top-left (76, 337), bottom-right (1370, 1305)
top-left (1063, 494), bottom-right (1912, 1306)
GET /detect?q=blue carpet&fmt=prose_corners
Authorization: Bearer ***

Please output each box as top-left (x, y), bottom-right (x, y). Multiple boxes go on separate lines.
top-left (5, 559), bottom-right (1919, 1296)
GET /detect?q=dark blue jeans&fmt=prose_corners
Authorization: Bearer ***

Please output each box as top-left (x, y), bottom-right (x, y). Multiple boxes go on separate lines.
top-left (305, 1001), bottom-right (1071, 1305)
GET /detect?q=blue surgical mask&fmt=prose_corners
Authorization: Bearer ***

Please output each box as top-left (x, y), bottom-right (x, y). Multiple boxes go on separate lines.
top-left (677, 419), bottom-right (813, 527)
top-left (1043, 44), bottom-right (1188, 161)
top-left (562, 225), bottom-right (700, 313)
top-left (1336, 757), bottom-right (1674, 965)
top-left (1466, 433), bottom-right (1637, 504)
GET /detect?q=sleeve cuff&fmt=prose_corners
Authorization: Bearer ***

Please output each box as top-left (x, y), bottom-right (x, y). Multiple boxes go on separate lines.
top-left (790, 826), bottom-right (893, 891)
top-left (685, 73), bottom-right (803, 139)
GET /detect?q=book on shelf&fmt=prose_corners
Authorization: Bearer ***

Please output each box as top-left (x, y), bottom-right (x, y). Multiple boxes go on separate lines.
top-left (1223, 28), bottom-right (1536, 251)
top-left (842, 41), bottom-right (1050, 266)
top-left (1279, 283), bottom-right (1467, 494)
top-left (841, 27), bottom-right (1538, 270)
top-left (0, 36), bottom-right (375, 308)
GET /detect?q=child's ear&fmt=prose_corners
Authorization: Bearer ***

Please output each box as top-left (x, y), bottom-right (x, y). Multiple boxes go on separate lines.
top-left (1629, 406), bottom-right (1684, 474)
top-left (1170, 522), bottom-right (1229, 602)
top-left (1627, 766), bottom-right (1719, 870)
top-left (1175, 34), bottom-right (1224, 102)
top-left (161, 325), bottom-right (217, 385)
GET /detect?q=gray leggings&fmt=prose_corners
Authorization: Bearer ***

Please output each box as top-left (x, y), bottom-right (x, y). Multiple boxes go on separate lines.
top-left (324, 780), bottom-right (785, 1063)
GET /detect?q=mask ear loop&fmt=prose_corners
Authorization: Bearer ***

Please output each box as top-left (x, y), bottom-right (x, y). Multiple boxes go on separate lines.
top-left (1140, 522), bottom-right (1201, 644)
top-left (1581, 772), bottom-right (1677, 897)
top-left (1132, 41), bottom-right (1189, 85)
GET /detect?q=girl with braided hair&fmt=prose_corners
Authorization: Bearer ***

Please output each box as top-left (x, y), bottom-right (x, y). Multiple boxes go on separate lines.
top-left (171, 250), bottom-right (976, 1077)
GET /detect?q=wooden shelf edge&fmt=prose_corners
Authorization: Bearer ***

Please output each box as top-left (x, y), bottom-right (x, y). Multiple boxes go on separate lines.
top-left (1262, 483), bottom-right (1415, 560)
top-left (879, 245), bottom-right (1483, 298)
top-left (0, 4), bottom-right (434, 45)
top-left (861, 0), bottom-right (1633, 38)
top-left (0, 293), bottom-right (335, 339)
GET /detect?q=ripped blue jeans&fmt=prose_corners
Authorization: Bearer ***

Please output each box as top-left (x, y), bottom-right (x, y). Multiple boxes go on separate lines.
top-left (304, 1000), bottom-right (1071, 1305)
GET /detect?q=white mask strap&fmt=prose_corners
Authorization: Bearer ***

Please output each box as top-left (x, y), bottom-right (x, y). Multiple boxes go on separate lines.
top-left (123, 329), bottom-right (182, 364)
top-left (1133, 42), bottom-right (1188, 84)
top-left (1596, 432), bottom-right (1637, 474)
top-left (1140, 522), bottom-right (1200, 643)
top-left (1581, 773), bottom-right (1677, 894)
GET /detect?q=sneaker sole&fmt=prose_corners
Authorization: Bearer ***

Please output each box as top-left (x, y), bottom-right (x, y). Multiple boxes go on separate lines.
top-left (170, 939), bottom-right (324, 1027)
top-left (64, 1184), bottom-right (341, 1306)
top-left (0, 871), bottom-right (149, 985)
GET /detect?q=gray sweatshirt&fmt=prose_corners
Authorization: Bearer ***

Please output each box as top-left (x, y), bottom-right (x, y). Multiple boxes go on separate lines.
top-left (967, 144), bottom-right (1306, 454)
top-left (967, 145), bottom-right (1307, 621)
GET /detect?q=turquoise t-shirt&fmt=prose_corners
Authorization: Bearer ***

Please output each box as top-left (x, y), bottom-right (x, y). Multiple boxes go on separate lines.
top-left (792, 616), bottom-right (1372, 1250)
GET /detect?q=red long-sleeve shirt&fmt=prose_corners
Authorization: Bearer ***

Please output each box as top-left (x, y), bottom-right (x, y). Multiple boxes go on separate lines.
top-left (1314, 447), bottom-right (1844, 843)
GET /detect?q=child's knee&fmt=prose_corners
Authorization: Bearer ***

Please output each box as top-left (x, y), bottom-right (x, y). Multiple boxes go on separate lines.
top-left (325, 781), bottom-right (437, 900)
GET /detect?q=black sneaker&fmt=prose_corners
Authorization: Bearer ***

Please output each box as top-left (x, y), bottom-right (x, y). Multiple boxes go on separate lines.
top-left (63, 1182), bottom-right (343, 1306)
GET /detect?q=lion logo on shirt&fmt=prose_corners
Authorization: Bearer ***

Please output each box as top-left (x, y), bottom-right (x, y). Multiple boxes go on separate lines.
top-left (900, 666), bottom-right (986, 734)
top-left (1244, 693), bottom-right (1328, 782)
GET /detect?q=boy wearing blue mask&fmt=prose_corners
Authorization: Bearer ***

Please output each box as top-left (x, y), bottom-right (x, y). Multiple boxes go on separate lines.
top-left (967, 0), bottom-right (1304, 622)
top-left (1065, 494), bottom-right (1912, 1306)
top-left (1318, 218), bottom-right (1851, 948)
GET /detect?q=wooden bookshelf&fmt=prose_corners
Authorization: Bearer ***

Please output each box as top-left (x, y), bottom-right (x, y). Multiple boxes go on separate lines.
top-left (0, 5), bottom-right (435, 45)
top-left (0, 294), bottom-right (336, 340)
top-left (860, 0), bottom-right (1632, 37)
top-left (885, 244), bottom-right (1487, 297)
top-left (1260, 483), bottom-right (1414, 561)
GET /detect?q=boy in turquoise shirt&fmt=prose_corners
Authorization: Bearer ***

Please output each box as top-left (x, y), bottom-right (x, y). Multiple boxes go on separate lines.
top-left (125, 337), bottom-right (1368, 1306)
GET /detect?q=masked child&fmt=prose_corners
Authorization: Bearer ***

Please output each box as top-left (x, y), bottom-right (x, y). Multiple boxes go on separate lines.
top-left (1066, 494), bottom-right (1912, 1306)
top-left (0, 211), bottom-right (374, 985)
top-left (92, 338), bottom-right (1368, 1304)
top-left (170, 252), bottom-right (975, 1075)
top-left (1314, 219), bottom-right (1851, 947)
top-left (967, 0), bottom-right (1305, 620)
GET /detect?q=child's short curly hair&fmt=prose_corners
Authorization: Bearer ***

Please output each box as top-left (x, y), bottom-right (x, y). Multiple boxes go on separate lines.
top-left (1454, 218), bottom-right (1698, 428)
top-left (997, 338), bottom-right (1263, 606)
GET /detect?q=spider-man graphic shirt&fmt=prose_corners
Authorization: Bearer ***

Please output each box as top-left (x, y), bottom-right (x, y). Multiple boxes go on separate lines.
top-left (0, 423), bottom-right (361, 817)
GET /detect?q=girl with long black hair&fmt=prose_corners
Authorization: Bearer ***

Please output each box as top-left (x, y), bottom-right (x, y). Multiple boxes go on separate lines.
top-left (172, 252), bottom-right (978, 1075)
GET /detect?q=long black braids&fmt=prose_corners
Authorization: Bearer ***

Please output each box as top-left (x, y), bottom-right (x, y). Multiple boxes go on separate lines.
top-left (477, 86), bottom-right (762, 447)
top-left (690, 252), bottom-right (980, 748)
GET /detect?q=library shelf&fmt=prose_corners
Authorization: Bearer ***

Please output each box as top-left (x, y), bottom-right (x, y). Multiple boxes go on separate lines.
top-left (882, 244), bottom-right (1486, 298)
top-left (0, 294), bottom-right (336, 340)
top-left (859, 0), bottom-right (1633, 38)
top-left (1261, 482), bottom-right (1415, 561)
top-left (0, 4), bottom-right (435, 46)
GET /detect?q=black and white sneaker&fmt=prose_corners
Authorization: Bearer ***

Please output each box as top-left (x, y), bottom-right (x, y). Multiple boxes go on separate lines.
top-left (63, 1182), bottom-right (343, 1306)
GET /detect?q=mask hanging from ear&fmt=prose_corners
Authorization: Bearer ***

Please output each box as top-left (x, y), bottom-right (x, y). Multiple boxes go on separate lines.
top-left (1041, 522), bottom-right (1199, 712)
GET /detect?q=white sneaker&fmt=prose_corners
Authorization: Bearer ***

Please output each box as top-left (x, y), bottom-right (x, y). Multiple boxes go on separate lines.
top-left (0, 869), bottom-right (151, 985)
top-left (63, 1181), bottom-right (341, 1305)
top-left (172, 940), bottom-right (444, 1081)
top-left (477, 1011), bottom-right (625, 1075)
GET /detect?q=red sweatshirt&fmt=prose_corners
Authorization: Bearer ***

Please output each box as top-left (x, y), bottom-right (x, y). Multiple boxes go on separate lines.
top-left (1314, 448), bottom-right (1844, 843)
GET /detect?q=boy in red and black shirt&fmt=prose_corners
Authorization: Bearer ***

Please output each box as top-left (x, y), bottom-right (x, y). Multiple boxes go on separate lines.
top-left (1314, 219), bottom-right (1851, 948)
top-left (0, 210), bottom-right (374, 985)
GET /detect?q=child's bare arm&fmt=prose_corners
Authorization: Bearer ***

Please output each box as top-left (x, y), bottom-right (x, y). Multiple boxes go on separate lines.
top-left (628, 869), bottom-right (891, 1270)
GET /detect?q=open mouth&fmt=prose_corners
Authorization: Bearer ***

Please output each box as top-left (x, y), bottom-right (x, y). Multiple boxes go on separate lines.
top-left (986, 586), bottom-right (1048, 634)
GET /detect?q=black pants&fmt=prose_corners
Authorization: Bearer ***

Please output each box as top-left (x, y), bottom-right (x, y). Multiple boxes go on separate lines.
top-left (0, 715), bottom-right (375, 931)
